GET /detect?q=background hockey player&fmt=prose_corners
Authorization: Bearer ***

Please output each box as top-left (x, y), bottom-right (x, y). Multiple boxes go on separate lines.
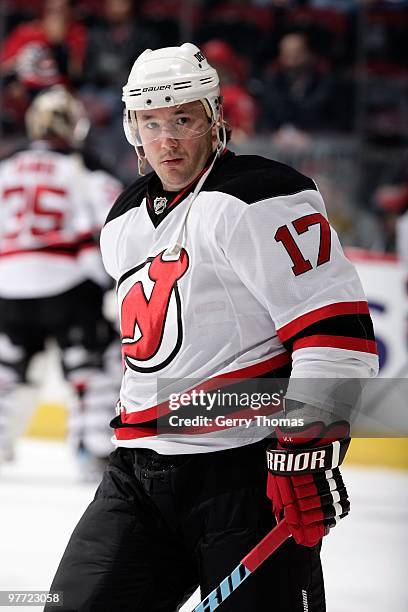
top-left (0, 86), bottom-right (123, 480)
top-left (46, 44), bottom-right (378, 611)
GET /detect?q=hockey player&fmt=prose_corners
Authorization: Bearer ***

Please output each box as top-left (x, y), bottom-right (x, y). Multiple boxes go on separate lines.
top-left (46, 44), bottom-right (378, 611)
top-left (0, 86), bottom-right (122, 479)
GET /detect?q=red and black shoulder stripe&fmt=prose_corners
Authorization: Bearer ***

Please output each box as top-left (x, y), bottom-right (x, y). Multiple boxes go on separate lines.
top-left (277, 302), bottom-right (377, 356)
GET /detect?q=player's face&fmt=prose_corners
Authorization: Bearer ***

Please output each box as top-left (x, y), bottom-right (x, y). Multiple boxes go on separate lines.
top-left (136, 101), bottom-right (215, 191)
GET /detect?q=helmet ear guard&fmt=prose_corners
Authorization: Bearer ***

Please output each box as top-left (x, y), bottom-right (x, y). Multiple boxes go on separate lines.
top-left (122, 109), bottom-right (146, 175)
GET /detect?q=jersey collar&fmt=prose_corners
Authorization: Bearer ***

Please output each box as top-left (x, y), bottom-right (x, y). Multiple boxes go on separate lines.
top-left (145, 150), bottom-right (229, 228)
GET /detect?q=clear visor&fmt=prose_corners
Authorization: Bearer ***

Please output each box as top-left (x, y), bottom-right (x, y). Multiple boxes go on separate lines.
top-left (123, 107), bottom-right (214, 147)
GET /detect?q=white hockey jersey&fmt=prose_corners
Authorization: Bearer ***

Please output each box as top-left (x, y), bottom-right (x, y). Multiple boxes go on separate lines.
top-left (101, 150), bottom-right (378, 454)
top-left (0, 142), bottom-right (122, 298)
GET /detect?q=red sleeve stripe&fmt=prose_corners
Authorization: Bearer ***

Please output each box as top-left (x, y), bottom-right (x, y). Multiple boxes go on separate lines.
top-left (277, 302), bottom-right (370, 342)
top-left (293, 334), bottom-right (378, 354)
top-left (120, 351), bottom-right (291, 425)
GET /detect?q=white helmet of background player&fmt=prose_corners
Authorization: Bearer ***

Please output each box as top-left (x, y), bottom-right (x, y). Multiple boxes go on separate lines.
top-left (25, 86), bottom-right (90, 147)
top-left (122, 42), bottom-right (227, 174)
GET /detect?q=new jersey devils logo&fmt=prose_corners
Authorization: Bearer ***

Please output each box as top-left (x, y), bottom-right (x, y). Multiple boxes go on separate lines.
top-left (117, 249), bottom-right (189, 373)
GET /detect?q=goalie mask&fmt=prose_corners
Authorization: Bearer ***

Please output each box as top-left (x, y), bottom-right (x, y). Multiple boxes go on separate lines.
top-left (122, 43), bottom-right (226, 174)
top-left (25, 86), bottom-right (90, 147)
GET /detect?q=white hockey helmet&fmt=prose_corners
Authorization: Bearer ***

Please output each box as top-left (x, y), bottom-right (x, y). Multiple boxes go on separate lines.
top-left (122, 43), bottom-right (226, 169)
top-left (25, 86), bottom-right (90, 147)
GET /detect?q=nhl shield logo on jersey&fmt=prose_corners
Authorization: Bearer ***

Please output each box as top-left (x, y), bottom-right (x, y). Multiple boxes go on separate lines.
top-left (117, 249), bottom-right (189, 372)
top-left (153, 196), bottom-right (167, 214)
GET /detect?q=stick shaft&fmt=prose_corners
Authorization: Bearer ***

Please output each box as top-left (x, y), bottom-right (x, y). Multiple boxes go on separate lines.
top-left (193, 520), bottom-right (290, 612)
top-left (242, 518), bottom-right (291, 572)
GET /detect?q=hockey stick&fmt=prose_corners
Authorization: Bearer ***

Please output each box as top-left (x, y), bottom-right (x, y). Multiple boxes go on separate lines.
top-left (192, 519), bottom-right (291, 612)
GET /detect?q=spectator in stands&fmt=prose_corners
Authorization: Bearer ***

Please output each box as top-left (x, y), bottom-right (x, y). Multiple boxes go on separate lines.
top-left (258, 31), bottom-right (336, 143)
top-left (0, 0), bottom-right (86, 89)
top-left (202, 40), bottom-right (257, 142)
top-left (0, 0), bottom-right (86, 137)
top-left (195, 0), bottom-right (269, 65)
top-left (373, 181), bottom-right (408, 252)
top-left (81, 0), bottom-right (158, 127)
top-left (83, 0), bottom-right (158, 91)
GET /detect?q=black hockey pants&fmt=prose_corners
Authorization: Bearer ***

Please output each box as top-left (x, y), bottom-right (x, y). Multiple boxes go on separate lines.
top-left (45, 440), bottom-right (326, 612)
